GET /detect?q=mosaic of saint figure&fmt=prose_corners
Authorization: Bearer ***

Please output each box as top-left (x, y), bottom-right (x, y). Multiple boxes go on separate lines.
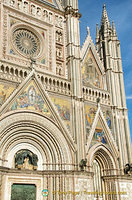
top-left (85, 107), bottom-right (96, 127)
top-left (11, 85), bottom-right (49, 114)
top-left (55, 104), bottom-right (70, 121)
top-left (106, 111), bottom-right (111, 128)
top-left (95, 131), bottom-right (107, 144)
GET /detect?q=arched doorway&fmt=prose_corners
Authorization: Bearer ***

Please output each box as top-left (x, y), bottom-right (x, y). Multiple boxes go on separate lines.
top-left (0, 111), bottom-right (74, 200)
top-left (88, 144), bottom-right (119, 200)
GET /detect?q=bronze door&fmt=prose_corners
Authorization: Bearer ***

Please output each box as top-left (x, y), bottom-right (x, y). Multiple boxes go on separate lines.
top-left (11, 184), bottom-right (36, 200)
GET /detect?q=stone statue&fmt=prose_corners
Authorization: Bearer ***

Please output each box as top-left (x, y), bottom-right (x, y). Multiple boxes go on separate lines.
top-left (124, 163), bottom-right (132, 175)
top-left (79, 159), bottom-right (87, 171)
top-left (15, 149), bottom-right (38, 170)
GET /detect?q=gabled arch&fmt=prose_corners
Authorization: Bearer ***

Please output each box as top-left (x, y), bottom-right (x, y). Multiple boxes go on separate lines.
top-left (86, 105), bottom-right (119, 158)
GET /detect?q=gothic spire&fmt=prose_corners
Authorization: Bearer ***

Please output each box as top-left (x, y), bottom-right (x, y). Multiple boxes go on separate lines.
top-left (101, 4), bottom-right (111, 28)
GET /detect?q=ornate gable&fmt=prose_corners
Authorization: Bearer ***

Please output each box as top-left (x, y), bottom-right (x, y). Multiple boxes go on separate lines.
top-left (81, 28), bottom-right (105, 89)
top-left (86, 104), bottom-right (118, 158)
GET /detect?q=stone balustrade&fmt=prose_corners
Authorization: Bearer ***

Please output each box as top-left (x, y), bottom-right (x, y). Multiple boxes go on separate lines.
top-left (0, 61), bottom-right (111, 104)
top-left (0, 61), bottom-right (71, 96)
top-left (83, 86), bottom-right (110, 105)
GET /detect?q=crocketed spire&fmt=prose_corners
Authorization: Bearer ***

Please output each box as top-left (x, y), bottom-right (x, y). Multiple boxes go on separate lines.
top-left (101, 4), bottom-right (111, 28)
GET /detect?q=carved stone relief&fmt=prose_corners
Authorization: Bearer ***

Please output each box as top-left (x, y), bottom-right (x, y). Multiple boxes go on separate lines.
top-left (56, 62), bottom-right (63, 75)
top-left (55, 15), bottom-right (63, 28)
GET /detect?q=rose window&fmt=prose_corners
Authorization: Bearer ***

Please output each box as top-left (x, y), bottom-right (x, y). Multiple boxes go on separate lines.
top-left (12, 29), bottom-right (40, 57)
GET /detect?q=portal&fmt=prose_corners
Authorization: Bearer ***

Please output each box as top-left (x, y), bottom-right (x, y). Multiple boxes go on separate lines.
top-left (11, 184), bottom-right (36, 200)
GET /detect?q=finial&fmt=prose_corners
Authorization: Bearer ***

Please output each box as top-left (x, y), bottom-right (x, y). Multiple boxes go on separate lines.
top-left (112, 21), bottom-right (117, 36)
top-left (87, 26), bottom-right (90, 36)
top-left (103, 3), bottom-right (106, 9)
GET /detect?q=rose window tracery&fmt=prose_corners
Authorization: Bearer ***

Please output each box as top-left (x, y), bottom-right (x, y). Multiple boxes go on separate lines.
top-left (12, 29), bottom-right (40, 57)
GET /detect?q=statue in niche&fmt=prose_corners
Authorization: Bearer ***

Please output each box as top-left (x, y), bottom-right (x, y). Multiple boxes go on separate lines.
top-left (56, 31), bottom-right (63, 43)
top-left (49, 12), bottom-right (53, 23)
top-left (56, 47), bottom-right (63, 59)
top-left (10, 0), bottom-right (15, 7)
top-left (124, 163), bottom-right (132, 175)
top-left (43, 10), bottom-right (48, 21)
top-left (15, 149), bottom-right (38, 170)
top-left (37, 7), bottom-right (41, 16)
top-left (23, 1), bottom-right (28, 12)
top-left (17, 0), bottom-right (22, 10)
top-left (31, 5), bottom-right (36, 15)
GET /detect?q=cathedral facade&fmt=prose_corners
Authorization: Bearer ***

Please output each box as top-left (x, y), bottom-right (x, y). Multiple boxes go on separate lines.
top-left (0, 0), bottom-right (132, 199)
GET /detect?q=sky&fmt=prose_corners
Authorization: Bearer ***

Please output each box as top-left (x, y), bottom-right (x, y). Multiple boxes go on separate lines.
top-left (78, 0), bottom-right (132, 142)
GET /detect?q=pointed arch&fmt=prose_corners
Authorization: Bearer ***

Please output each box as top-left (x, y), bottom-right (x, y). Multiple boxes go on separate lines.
top-left (87, 144), bottom-right (118, 170)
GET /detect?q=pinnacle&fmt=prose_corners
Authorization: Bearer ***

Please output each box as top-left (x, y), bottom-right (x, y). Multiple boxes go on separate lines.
top-left (96, 24), bottom-right (99, 39)
top-left (112, 21), bottom-right (117, 36)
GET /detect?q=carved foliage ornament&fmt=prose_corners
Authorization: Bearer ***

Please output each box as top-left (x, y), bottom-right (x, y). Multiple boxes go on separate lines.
top-left (12, 29), bottom-right (40, 58)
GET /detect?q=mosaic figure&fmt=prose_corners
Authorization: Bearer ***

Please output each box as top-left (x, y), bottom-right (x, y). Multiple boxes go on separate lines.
top-left (85, 107), bottom-right (96, 127)
top-left (95, 131), bottom-right (107, 144)
top-left (106, 110), bottom-right (111, 129)
top-left (11, 84), bottom-right (50, 116)
top-left (0, 85), bottom-right (15, 106)
top-left (55, 104), bottom-right (70, 121)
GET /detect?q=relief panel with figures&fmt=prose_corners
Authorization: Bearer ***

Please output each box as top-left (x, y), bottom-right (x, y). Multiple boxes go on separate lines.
top-left (11, 184), bottom-right (36, 200)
